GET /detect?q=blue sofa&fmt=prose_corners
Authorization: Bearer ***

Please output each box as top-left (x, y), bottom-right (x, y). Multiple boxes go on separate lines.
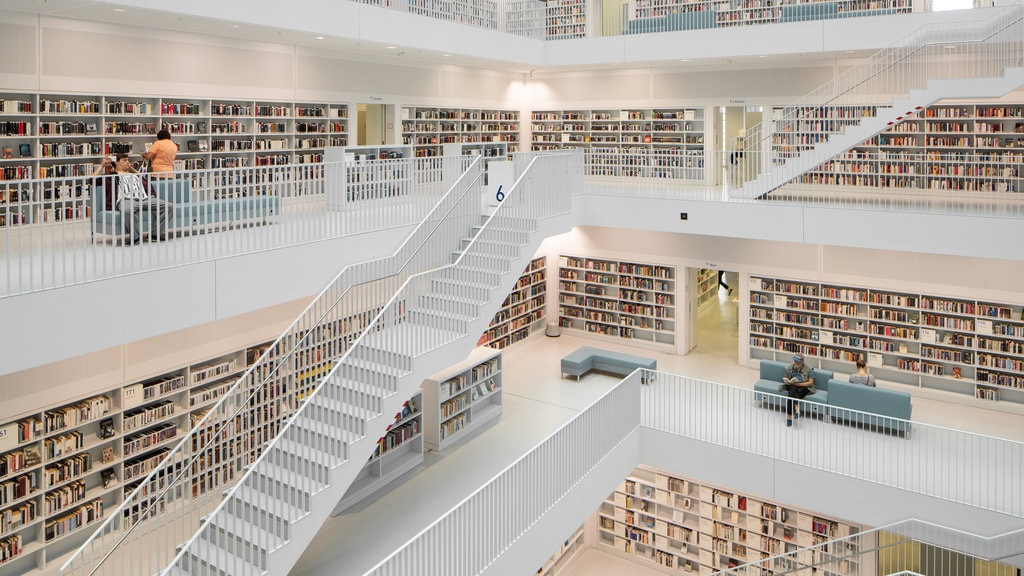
top-left (91, 178), bottom-right (280, 243)
top-left (754, 360), bottom-right (912, 435)
top-left (624, 9), bottom-right (717, 34)
top-left (827, 379), bottom-right (912, 435)
top-left (561, 346), bottom-right (657, 382)
top-left (753, 359), bottom-right (832, 415)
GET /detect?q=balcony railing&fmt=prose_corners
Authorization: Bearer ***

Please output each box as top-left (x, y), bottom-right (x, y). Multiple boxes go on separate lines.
top-left (362, 369), bottom-right (1022, 575)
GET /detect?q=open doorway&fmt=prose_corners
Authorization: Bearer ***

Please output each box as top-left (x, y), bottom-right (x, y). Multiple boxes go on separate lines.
top-left (688, 267), bottom-right (739, 359)
top-left (722, 106), bottom-right (763, 187)
top-left (357, 103), bottom-right (396, 146)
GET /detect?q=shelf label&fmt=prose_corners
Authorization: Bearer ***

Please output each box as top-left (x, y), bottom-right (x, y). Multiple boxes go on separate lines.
top-left (773, 294), bottom-right (787, 308)
top-left (920, 328), bottom-right (936, 343)
top-left (868, 352), bottom-right (883, 368)
top-left (976, 319), bottom-right (993, 335)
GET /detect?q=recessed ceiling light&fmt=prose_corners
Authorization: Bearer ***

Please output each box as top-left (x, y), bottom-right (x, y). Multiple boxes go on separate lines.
top-left (386, 46), bottom-right (397, 50)
top-left (112, 7), bottom-right (126, 12)
top-left (758, 55), bottom-right (768, 58)
top-left (679, 59), bottom-right (689, 62)
top-left (315, 36), bottom-right (325, 40)
top-left (442, 54), bottom-right (451, 57)
top-left (230, 24), bottom-right (240, 28)
top-left (844, 50), bottom-right (855, 54)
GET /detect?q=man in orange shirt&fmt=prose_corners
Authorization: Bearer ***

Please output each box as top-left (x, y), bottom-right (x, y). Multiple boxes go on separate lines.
top-left (142, 129), bottom-right (179, 175)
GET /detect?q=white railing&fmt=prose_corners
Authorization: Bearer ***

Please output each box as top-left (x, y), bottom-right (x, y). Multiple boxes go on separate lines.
top-left (0, 157), bottom-right (449, 297)
top-left (708, 519), bottom-right (1024, 575)
top-left (734, 4), bottom-right (1024, 194)
top-left (353, 0), bottom-right (956, 40)
top-left (59, 155), bottom-right (485, 576)
top-left (156, 151), bottom-right (575, 575)
top-left (363, 369), bottom-right (1023, 576)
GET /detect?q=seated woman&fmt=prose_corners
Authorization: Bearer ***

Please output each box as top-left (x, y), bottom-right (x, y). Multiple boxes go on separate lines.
top-left (848, 358), bottom-right (877, 387)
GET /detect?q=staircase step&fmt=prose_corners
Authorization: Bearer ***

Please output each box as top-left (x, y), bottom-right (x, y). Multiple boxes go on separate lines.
top-left (180, 536), bottom-right (264, 576)
top-left (444, 265), bottom-right (503, 286)
top-left (289, 419), bottom-right (354, 462)
top-left (406, 308), bottom-right (473, 334)
top-left (430, 277), bottom-right (495, 301)
top-left (228, 484), bottom-right (308, 524)
top-left (348, 342), bottom-right (415, 372)
top-left (454, 239), bottom-right (521, 258)
top-left (417, 292), bottom-right (483, 318)
top-left (251, 460), bottom-right (327, 497)
top-left (269, 437), bottom-right (342, 478)
top-left (301, 396), bottom-right (370, 439)
top-left (202, 510), bottom-right (283, 564)
top-left (317, 380), bottom-right (388, 413)
top-left (454, 252), bottom-right (513, 272)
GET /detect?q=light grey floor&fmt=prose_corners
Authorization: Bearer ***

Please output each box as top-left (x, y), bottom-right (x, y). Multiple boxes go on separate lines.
top-left (289, 282), bottom-right (1024, 576)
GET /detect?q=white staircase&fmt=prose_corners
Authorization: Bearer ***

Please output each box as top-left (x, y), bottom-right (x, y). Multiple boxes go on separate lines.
top-left (732, 5), bottom-right (1024, 199)
top-left (162, 163), bottom-right (574, 575)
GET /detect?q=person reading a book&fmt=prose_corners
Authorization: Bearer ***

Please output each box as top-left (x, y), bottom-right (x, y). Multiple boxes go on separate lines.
top-left (781, 353), bottom-right (813, 427)
top-left (848, 357), bottom-right (877, 387)
top-left (92, 153), bottom-right (170, 245)
top-left (141, 129), bottom-right (178, 175)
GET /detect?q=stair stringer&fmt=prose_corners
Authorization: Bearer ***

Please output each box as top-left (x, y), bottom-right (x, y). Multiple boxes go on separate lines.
top-left (736, 66), bottom-right (1024, 199)
top-left (256, 211), bottom-right (573, 576)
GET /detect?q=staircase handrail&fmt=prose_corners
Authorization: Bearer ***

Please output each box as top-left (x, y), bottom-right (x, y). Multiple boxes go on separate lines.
top-left (163, 150), bottom-right (577, 575)
top-left (61, 155), bottom-right (484, 575)
top-left (709, 519), bottom-right (1024, 575)
top-left (741, 5), bottom-right (1024, 180)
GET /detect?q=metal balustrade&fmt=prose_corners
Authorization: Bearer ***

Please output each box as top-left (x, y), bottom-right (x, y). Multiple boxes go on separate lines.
top-left (58, 154), bottom-right (485, 576)
top-left (732, 4), bottom-right (1024, 198)
top-left (60, 150), bottom-right (579, 576)
top-left (708, 519), bottom-right (1024, 575)
top-left (351, 0), bottom-right (961, 40)
top-left (362, 369), bottom-right (1023, 576)
top-left (0, 157), bottom-right (451, 298)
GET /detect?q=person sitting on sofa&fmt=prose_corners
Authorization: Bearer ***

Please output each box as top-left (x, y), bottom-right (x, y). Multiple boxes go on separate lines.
top-left (848, 357), bottom-right (877, 387)
top-left (782, 353), bottom-right (814, 427)
top-left (91, 153), bottom-right (170, 245)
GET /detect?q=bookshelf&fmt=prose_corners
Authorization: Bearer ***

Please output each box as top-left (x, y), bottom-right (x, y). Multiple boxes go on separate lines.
top-left (332, 391), bottom-right (423, 514)
top-left (0, 343), bottom-right (268, 576)
top-left (322, 145), bottom-right (414, 209)
top-left (536, 525), bottom-right (586, 575)
top-left (627, 0), bottom-right (911, 27)
top-left (558, 254), bottom-right (676, 349)
top-left (546, 0), bottom-right (588, 39)
top-left (595, 465), bottom-right (863, 576)
top-left (530, 107), bottom-right (705, 181)
top-left (0, 92), bottom-right (349, 181)
top-left (479, 256), bottom-right (546, 350)
top-left (400, 106), bottom-right (520, 158)
top-left (696, 269), bottom-right (718, 309)
top-left (421, 347), bottom-right (502, 451)
top-left (792, 102), bottom-right (1024, 193)
top-left (747, 275), bottom-right (1024, 405)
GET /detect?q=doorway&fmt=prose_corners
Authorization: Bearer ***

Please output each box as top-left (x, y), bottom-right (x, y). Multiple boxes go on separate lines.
top-left (721, 106), bottom-right (763, 187)
top-left (689, 267), bottom-right (739, 359)
top-left (357, 103), bottom-right (396, 146)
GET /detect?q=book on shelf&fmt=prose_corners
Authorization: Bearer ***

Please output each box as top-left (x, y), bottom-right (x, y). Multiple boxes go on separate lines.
top-left (24, 445), bottom-right (40, 466)
top-left (101, 468), bottom-right (116, 488)
top-left (101, 446), bottom-right (115, 463)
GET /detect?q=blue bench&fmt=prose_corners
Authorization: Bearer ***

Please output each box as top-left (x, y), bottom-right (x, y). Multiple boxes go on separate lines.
top-left (827, 379), bottom-right (912, 435)
top-left (91, 178), bottom-right (280, 244)
top-left (561, 346), bottom-right (657, 382)
top-left (753, 359), bottom-right (832, 415)
top-left (753, 360), bottom-right (912, 435)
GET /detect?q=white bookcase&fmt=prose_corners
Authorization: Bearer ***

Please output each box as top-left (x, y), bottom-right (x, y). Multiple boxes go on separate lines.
top-left (0, 344), bottom-right (266, 576)
top-left (421, 347), bottom-right (502, 451)
top-left (400, 106), bottom-right (520, 158)
top-left (596, 465), bottom-right (864, 576)
top-left (531, 107), bottom-right (705, 182)
top-left (558, 254), bottom-right (676, 349)
top-left (479, 256), bottom-right (546, 350)
top-left (747, 275), bottom-right (1024, 405)
top-left (696, 269), bottom-right (718, 309)
top-left (332, 391), bottom-right (423, 515)
top-left (791, 102), bottom-right (1024, 193)
top-left (536, 524), bottom-right (586, 575)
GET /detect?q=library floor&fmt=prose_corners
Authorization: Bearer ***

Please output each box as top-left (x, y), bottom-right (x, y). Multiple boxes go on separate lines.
top-left (289, 283), bottom-right (1024, 576)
